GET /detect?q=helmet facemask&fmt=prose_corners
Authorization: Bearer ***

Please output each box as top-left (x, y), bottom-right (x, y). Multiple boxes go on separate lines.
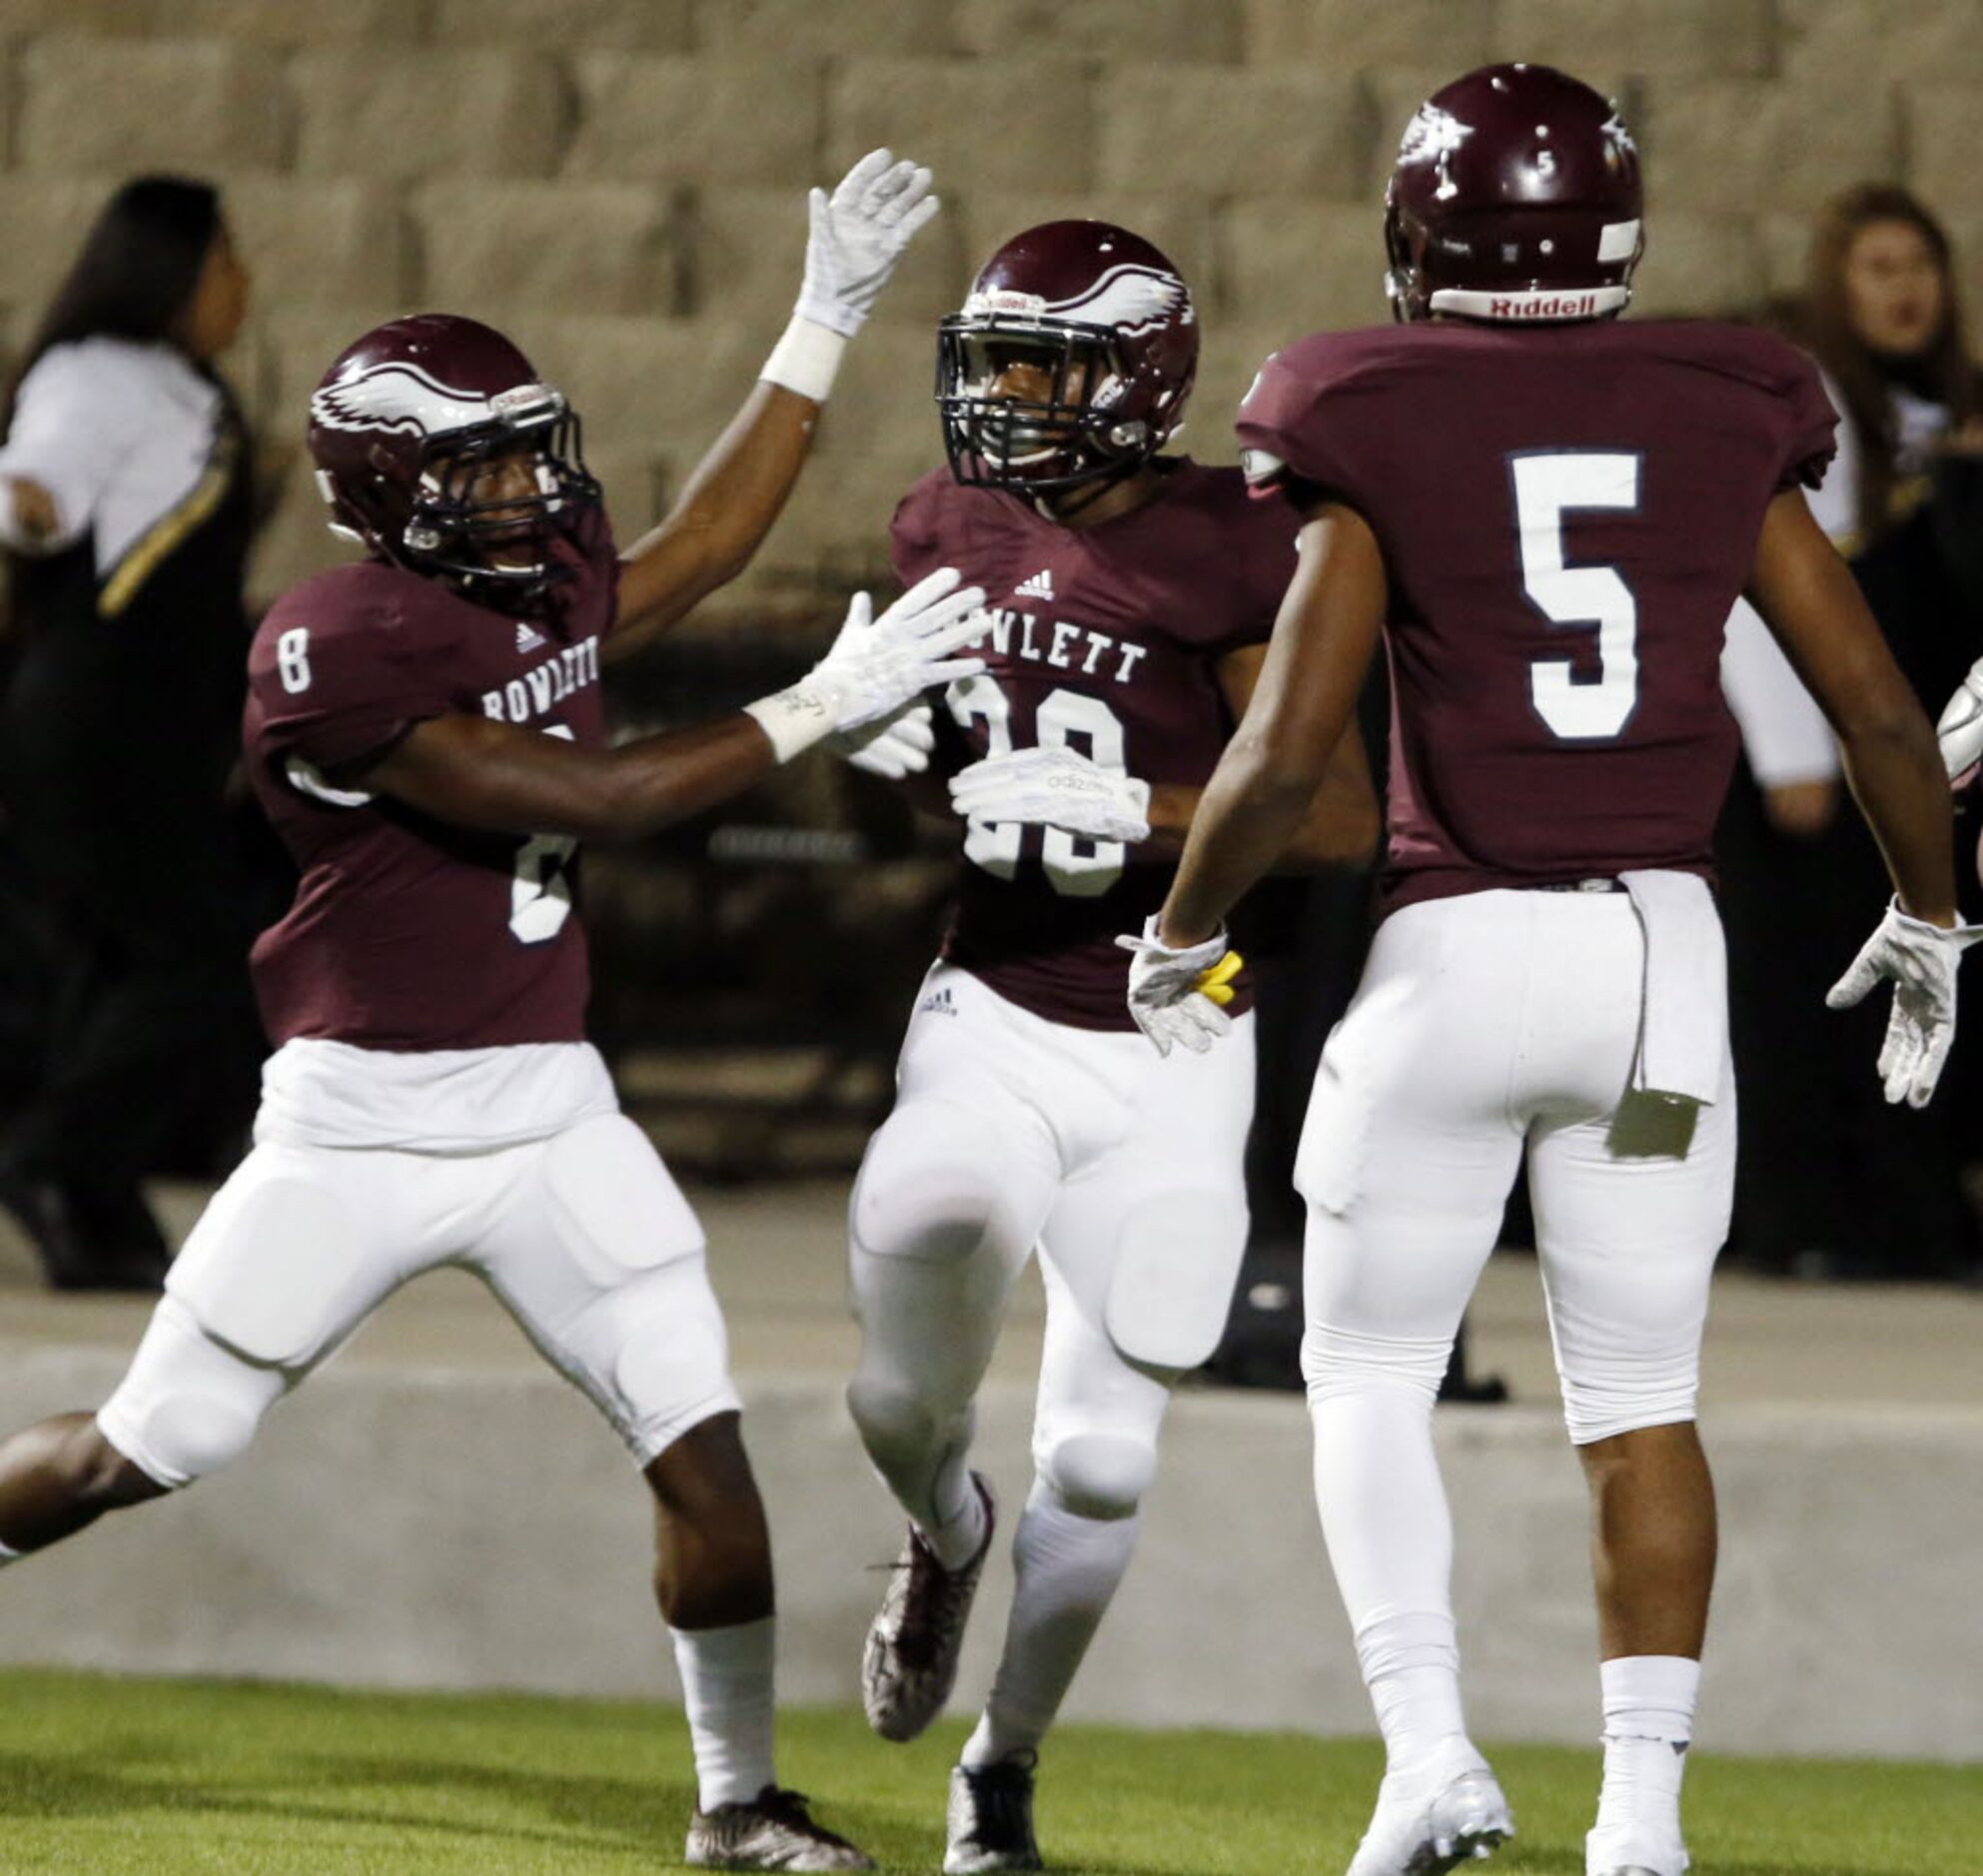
top-left (937, 318), bottom-right (1160, 494)
top-left (404, 391), bottom-right (599, 598)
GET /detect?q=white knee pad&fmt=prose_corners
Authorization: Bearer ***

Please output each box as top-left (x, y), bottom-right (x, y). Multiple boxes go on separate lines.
top-left (96, 1297), bottom-right (285, 1489)
top-left (1557, 1345), bottom-right (1702, 1444)
top-left (1102, 1189), bottom-right (1247, 1373)
top-left (1302, 1319), bottom-right (1451, 1410)
top-left (1038, 1429), bottom-right (1157, 1522)
top-left (845, 1374), bottom-right (973, 1470)
top-left (571, 1254), bottom-right (741, 1467)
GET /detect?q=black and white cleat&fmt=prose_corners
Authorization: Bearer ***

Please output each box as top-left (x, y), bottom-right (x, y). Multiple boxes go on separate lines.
top-left (945, 1751), bottom-right (1043, 1875)
top-left (684, 1786), bottom-right (874, 1872)
top-left (861, 1473), bottom-right (995, 1743)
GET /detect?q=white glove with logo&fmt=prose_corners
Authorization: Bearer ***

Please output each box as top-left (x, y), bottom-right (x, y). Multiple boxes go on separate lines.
top-left (828, 700), bottom-right (936, 780)
top-left (1826, 897), bottom-right (1983, 1107)
top-left (1936, 655), bottom-right (1983, 785)
top-left (948, 745), bottom-right (1152, 843)
top-left (796, 148), bottom-right (939, 339)
top-left (745, 569), bottom-right (985, 763)
top-left (1116, 915), bottom-right (1244, 1057)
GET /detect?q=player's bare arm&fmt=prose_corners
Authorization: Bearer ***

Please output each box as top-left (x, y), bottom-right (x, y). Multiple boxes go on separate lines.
top-left (1744, 489), bottom-right (1956, 923)
top-left (608, 152), bottom-right (938, 658)
top-left (367, 569), bottom-right (985, 842)
top-left (1157, 501), bottom-right (1388, 946)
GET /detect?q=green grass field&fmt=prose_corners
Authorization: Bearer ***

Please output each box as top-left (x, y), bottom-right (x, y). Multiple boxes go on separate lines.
top-left (0, 1669), bottom-right (1973, 1874)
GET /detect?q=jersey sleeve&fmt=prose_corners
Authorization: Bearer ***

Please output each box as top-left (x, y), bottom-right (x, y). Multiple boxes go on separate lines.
top-left (251, 581), bottom-right (459, 778)
top-left (1776, 349), bottom-right (1840, 492)
top-left (1234, 339), bottom-right (1372, 508)
top-left (887, 471), bottom-right (949, 586)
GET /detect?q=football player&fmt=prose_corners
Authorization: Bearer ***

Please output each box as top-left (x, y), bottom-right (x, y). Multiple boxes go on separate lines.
top-left (837, 221), bottom-right (1378, 1873)
top-left (1127, 67), bottom-right (1976, 1876)
top-left (0, 153), bottom-right (982, 1873)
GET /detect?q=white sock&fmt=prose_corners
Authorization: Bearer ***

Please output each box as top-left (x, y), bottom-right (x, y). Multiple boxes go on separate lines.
top-left (1594, 1654), bottom-right (1699, 1845)
top-left (1356, 1608), bottom-right (1473, 1780)
top-left (924, 1467), bottom-right (989, 1573)
top-left (670, 1616), bottom-right (776, 1811)
top-left (960, 1481), bottom-right (1138, 1768)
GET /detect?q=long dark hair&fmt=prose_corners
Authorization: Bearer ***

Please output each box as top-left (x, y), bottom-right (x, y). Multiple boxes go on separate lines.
top-left (4, 175), bottom-right (222, 440)
top-left (1803, 184), bottom-right (1978, 544)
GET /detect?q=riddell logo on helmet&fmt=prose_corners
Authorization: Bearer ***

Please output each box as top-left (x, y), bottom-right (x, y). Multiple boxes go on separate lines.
top-left (1493, 292), bottom-right (1601, 320)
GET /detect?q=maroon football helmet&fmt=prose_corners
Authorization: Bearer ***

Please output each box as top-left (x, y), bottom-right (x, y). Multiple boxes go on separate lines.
top-left (1385, 63), bottom-right (1643, 325)
top-left (307, 314), bottom-right (598, 598)
top-left (937, 221), bottom-right (1198, 493)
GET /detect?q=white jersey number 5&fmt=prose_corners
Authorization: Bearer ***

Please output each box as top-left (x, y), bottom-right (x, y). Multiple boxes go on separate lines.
top-left (1514, 452), bottom-right (1641, 741)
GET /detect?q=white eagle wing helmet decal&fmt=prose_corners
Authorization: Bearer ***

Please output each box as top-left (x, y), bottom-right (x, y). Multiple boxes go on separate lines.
top-left (309, 361), bottom-right (502, 439)
top-left (1048, 262), bottom-right (1192, 336)
top-left (1398, 102), bottom-right (1474, 202)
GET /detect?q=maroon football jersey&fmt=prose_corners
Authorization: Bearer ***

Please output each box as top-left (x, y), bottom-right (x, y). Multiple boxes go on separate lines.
top-left (1236, 321), bottom-right (1836, 913)
top-left (892, 459), bottom-right (1295, 1030)
top-left (245, 511), bottom-right (618, 1050)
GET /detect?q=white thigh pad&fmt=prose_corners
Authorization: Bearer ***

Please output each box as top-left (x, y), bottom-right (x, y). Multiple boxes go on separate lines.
top-left (1103, 1188), bottom-right (1248, 1372)
top-left (541, 1113), bottom-right (705, 1287)
top-left (167, 1160), bottom-right (371, 1371)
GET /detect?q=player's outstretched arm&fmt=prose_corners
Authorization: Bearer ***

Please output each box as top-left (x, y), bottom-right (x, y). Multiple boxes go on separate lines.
top-left (1157, 501), bottom-right (1387, 947)
top-left (1745, 489), bottom-right (1957, 925)
top-left (609, 152), bottom-right (939, 658)
top-left (1748, 488), bottom-right (1983, 1105)
top-left (365, 569), bottom-right (985, 843)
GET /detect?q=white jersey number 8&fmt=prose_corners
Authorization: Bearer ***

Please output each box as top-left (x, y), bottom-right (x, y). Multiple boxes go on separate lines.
top-left (1514, 451), bottom-right (1641, 741)
top-left (510, 725), bottom-right (577, 944)
top-left (945, 675), bottom-right (1129, 898)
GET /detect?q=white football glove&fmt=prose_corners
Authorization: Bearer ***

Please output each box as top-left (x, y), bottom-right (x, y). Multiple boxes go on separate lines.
top-left (1116, 915), bottom-right (1244, 1058)
top-left (828, 700), bottom-right (936, 780)
top-left (1826, 897), bottom-right (1983, 1107)
top-left (1936, 654), bottom-right (1983, 785)
top-left (796, 148), bottom-right (938, 339)
top-left (744, 569), bottom-right (984, 762)
top-left (948, 745), bottom-right (1152, 843)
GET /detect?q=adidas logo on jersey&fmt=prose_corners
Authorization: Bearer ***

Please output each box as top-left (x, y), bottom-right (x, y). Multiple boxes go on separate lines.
top-left (515, 620), bottom-right (547, 654)
top-left (919, 985), bottom-right (958, 1017)
top-left (1014, 568), bottom-right (1055, 601)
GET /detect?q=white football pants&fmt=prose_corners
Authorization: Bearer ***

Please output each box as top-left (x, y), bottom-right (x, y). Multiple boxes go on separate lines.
top-left (1298, 886), bottom-right (1734, 1647)
top-left (98, 1111), bottom-right (739, 1488)
top-left (847, 962), bottom-right (1255, 1530)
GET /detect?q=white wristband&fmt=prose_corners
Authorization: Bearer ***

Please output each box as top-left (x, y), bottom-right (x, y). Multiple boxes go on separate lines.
top-left (742, 676), bottom-right (847, 764)
top-left (760, 316), bottom-right (847, 404)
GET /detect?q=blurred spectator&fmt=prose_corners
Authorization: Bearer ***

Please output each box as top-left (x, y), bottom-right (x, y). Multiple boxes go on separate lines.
top-left (0, 175), bottom-right (264, 1290)
top-left (1720, 184), bottom-right (1983, 1282)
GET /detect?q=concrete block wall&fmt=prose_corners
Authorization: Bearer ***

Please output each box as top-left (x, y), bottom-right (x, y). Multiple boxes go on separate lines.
top-left (0, 2), bottom-right (1973, 613)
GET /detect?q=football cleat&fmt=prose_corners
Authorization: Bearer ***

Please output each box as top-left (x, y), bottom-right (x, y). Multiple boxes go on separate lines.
top-left (861, 1473), bottom-right (996, 1742)
top-left (1346, 1762), bottom-right (1513, 1876)
top-left (946, 1752), bottom-right (1043, 1874)
top-left (684, 1785), bottom-right (873, 1872)
top-left (1585, 1819), bottom-right (1689, 1876)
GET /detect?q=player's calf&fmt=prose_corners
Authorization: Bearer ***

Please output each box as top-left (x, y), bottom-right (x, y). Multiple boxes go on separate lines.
top-left (0, 1411), bottom-right (169, 1557)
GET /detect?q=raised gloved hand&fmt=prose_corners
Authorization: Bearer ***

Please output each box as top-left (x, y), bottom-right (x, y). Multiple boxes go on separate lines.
top-left (1116, 915), bottom-right (1244, 1057)
top-left (829, 700), bottom-right (936, 780)
top-left (745, 570), bottom-right (985, 762)
top-left (948, 745), bottom-right (1152, 843)
top-left (1826, 897), bottom-right (1983, 1107)
top-left (1936, 654), bottom-right (1983, 786)
top-left (796, 149), bottom-right (939, 339)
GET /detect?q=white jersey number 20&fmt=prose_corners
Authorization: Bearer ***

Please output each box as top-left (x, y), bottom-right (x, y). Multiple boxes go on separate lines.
top-left (945, 675), bottom-right (1129, 898)
top-left (1513, 451), bottom-right (1641, 741)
